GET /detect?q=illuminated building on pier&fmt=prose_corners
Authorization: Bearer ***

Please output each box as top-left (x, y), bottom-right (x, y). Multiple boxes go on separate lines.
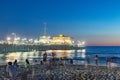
top-left (51, 34), bottom-right (73, 45)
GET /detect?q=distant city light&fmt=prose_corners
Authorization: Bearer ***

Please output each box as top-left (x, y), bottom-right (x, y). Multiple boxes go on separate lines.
top-left (29, 39), bottom-right (33, 42)
top-left (82, 41), bottom-right (85, 45)
top-left (14, 38), bottom-right (18, 41)
top-left (22, 38), bottom-right (27, 41)
top-left (0, 33), bottom-right (86, 47)
top-left (17, 37), bottom-right (20, 40)
top-left (7, 37), bottom-right (11, 41)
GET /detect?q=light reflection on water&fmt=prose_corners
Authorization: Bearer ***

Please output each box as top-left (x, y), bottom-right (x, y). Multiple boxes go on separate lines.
top-left (0, 49), bottom-right (86, 64)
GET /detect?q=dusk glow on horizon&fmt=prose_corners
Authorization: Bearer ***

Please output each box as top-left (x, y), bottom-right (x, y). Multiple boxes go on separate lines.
top-left (0, 0), bottom-right (120, 46)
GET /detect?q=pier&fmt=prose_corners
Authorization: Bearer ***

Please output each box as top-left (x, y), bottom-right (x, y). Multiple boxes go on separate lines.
top-left (0, 44), bottom-right (85, 53)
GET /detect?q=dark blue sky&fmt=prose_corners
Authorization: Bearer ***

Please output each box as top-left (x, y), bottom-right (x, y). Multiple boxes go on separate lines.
top-left (0, 0), bottom-right (120, 45)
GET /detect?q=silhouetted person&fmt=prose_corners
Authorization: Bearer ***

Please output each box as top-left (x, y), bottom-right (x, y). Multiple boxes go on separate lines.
top-left (94, 55), bottom-right (99, 65)
top-left (6, 62), bottom-right (13, 78)
top-left (22, 59), bottom-right (30, 80)
top-left (70, 59), bottom-right (73, 64)
top-left (13, 59), bottom-right (19, 67)
top-left (40, 61), bottom-right (43, 65)
top-left (6, 62), bottom-right (18, 80)
top-left (24, 59), bottom-right (30, 68)
top-left (59, 57), bottom-right (63, 66)
top-left (43, 51), bottom-right (47, 62)
top-left (52, 52), bottom-right (56, 58)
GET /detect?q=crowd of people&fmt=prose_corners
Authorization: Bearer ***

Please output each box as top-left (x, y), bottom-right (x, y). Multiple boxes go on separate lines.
top-left (4, 59), bottom-right (30, 80)
top-left (0, 51), bottom-right (119, 80)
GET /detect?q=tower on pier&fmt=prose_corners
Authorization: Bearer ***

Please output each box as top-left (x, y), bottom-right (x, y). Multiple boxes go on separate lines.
top-left (39, 22), bottom-right (51, 44)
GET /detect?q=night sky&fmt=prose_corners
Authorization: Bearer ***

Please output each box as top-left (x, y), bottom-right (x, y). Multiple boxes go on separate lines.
top-left (0, 0), bottom-right (120, 46)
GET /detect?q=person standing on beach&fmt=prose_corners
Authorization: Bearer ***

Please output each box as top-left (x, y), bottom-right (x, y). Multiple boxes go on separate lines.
top-left (24, 59), bottom-right (30, 76)
top-left (24, 59), bottom-right (30, 68)
top-left (52, 52), bottom-right (56, 59)
top-left (70, 59), bottom-right (73, 65)
top-left (13, 59), bottom-right (19, 67)
top-left (21, 59), bottom-right (30, 80)
top-left (51, 52), bottom-right (56, 66)
top-left (6, 62), bottom-right (17, 80)
top-left (94, 55), bottom-right (99, 66)
top-left (6, 62), bottom-right (13, 78)
top-left (43, 51), bottom-right (47, 63)
top-left (13, 59), bottom-right (19, 79)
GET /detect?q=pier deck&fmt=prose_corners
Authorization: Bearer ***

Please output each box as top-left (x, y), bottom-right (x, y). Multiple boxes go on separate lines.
top-left (0, 44), bottom-right (84, 53)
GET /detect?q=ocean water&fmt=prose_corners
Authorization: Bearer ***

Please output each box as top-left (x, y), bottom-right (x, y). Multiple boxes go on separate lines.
top-left (0, 46), bottom-right (120, 66)
top-left (85, 46), bottom-right (120, 66)
top-left (86, 46), bottom-right (120, 57)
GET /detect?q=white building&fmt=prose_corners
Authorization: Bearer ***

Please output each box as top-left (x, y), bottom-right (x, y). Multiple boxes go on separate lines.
top-left (39, 36), bottom-right (51, 44)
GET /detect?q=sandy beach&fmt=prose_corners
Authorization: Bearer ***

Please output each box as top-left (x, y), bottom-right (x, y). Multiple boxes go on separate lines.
top-left (0, 63), bottom-right (120, 80)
